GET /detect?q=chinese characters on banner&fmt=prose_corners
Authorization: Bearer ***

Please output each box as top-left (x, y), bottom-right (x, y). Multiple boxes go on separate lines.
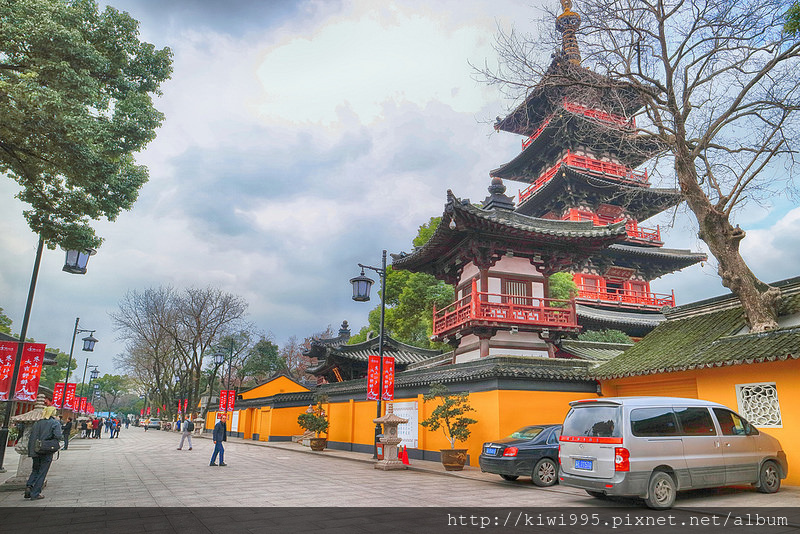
top-left (87, 403), bottom-right (93, 414)
top-left (0, 342), bottom-right (15, 401)
top-left (78, 397), bottom-right (87, 413)
top-left (53, 383), bottom-right (64, 407)
top-left (146, 406), bottom-right (151, 415)
top-left (366, 355), bottom-right (380, 400)
top-left (64, 383), bottom-right (77, 410)
top-left (177, 400), bottom-right (182, 414)
top-left (218, 390), bottom-right (228, 418)
top-left (225, 390), bottom-right (235, 412)
top-left (140, 408), bottom-right (145, 416)
top-left (381, 356), bottom-right (395, 401)
top-left (14, 343), bottom-right (45, 401)
top-left (183, 398), bottom-right (188, 412)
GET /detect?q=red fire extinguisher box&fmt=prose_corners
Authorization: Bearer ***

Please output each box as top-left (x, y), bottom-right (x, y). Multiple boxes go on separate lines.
top-left (376, 436), bottom-right (384, 460)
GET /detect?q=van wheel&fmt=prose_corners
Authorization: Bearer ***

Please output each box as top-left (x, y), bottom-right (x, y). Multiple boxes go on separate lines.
top-left (644, 472), bottom-right (676, 510)
top-left (500, 474), bottom-right (519, 481)
top-left (757, 461), bottom-right (781, 493)
top-left (532, 458), bottom-right (558, 487)
top-left (586, 490), bottom-right (607, 499)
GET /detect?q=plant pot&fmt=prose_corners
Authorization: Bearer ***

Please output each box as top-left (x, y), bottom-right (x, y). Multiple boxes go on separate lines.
top-left (440, 448), bottom-right (468, 471)
top-left (309, 437), bottom-right (327, 451)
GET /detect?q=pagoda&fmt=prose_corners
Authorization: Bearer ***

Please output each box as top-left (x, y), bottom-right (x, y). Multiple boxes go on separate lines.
top-left (490, 0), bottom-right (705, 338)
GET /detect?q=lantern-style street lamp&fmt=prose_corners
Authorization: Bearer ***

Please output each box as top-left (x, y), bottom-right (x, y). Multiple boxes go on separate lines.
top-left (62, 248), bottom-right (97, 275)
top-left (59, 319), bottom-right (98, 414)
top-left (351, 250), bottom-right (387, 459)
top-left (204, 352), bottom-right (226, 418)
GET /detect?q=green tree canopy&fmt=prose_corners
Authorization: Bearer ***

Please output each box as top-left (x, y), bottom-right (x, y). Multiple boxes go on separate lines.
top-left (39, 349), bottom-right (76, 391)
top-left (242, 337), bottom-right (286, 383)
top-left (0, 0), bottom-right (172, 249)
top-left (577, 329), bottom-right (633, 344)
top-left (0, 307), bottom-right (11, 335)
top-left (93, 373), bottom-right (130, 415)
top-left (787, 2), bottom-right (800, 34)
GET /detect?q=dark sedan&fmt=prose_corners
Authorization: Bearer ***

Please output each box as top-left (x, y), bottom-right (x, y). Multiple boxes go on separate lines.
top-left (479, 424), bottom-right (561, 486)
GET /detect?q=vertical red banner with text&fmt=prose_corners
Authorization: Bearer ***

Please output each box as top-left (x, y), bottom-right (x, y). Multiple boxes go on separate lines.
top-left (88, 403), bottom-right (93, 414)
top-left (146, 406), bottom-right (151, 415)
top-left (53, 383), bottom-right (64, 407)
top-left (218, 390), bottom-right (228, 418)
top-left (141, 408), bottom-right (144, 416)
top-left (0, 342), bottom-right (16, 401)
top-left (366, 355), bottom-right (380, 400)
top-left (14, 343), bottom-right (45, 401)
top-left (381, 356), bottom-right (395, 401)
top-left (226, 390), bottom-right (235, 412)
top-left (64, 383), bottom-right (77, 410)
top-left (78, 397), bottom-right (87, 413)
top-left (183, 399), bottom-right (188, 412)
top-left (177, 400), bottom-right (182, 414)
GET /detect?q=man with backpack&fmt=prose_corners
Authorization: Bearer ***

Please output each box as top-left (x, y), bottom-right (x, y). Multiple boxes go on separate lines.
top-left (25, 405), bottom-right (63, 500)
top-left (177, 415), bottom-right (194, 450)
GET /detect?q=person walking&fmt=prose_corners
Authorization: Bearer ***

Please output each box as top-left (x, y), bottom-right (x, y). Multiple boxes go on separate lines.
top-left (25, 405), bottom-right (63, 500)
top-left (91, 417), bottom-right (100, 439)
top-left (80, 419), bottom-right (88, 439)
top-left (177, 416), bottom-right (194, 451)
top-left (61, 417), bottom-right (73, 450)
top-left (209, 414), bottom-right (227, 467)
top-left (114, 418), bottom-right (122, 438)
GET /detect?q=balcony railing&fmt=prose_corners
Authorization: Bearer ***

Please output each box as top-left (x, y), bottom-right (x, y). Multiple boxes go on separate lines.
top-left (521, 99), bottom-right (634, 150)
top-left (576, 286), bottom-right (675, 307)
top-left (432, 280), bottom-right (578, 337)
top-left (625, 221), bottom-right (661, 243)
top-left (518, 151), bottom-right (649, 204)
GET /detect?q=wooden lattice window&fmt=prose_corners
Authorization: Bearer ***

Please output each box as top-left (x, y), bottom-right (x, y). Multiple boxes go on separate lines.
top-left (502, 278), bottom-right (531, 305)
top-left (735, 382), bottom-right (782, 427)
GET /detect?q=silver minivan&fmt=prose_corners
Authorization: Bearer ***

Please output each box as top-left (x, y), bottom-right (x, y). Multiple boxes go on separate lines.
top-left (558, 397), bottom-right (788, 509)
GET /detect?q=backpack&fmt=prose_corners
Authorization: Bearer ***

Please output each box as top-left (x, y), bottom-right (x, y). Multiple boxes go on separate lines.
top-left (186, 421), bottom-right (195, 432)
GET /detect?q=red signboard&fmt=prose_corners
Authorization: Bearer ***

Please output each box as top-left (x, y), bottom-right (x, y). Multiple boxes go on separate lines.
top-left (78, 397), bottom-right (87, 413)
top-left (53, 383), bottom-right (64, 407)
top-left (381, 356), bottom-right (395, 401)
top-left (0, 342), bottom-right (16, 401)
top-left (226, 390), bottom-right (235, 412)
top-left (64, 383), bottom-right (77, 410)
top-left (13, 343), bottom-right (46, 401)
top-left (218, 390), bottom-right (228, 418)
top-left (87, 403), bottom-right (93, 414)
top-left (366, 355), bottom-right (380, 400)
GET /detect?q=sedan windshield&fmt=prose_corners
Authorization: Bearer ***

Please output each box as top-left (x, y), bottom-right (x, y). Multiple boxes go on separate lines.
top-left (509, 426), bottom-right (544, 440)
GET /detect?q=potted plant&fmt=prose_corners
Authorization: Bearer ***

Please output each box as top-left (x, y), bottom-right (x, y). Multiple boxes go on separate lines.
top-left (297, 395), bottom-right (329, 451)
top-left (7, 427), bottom-right (18, 447)
top-left (420, 383), bottom-right (477, 471)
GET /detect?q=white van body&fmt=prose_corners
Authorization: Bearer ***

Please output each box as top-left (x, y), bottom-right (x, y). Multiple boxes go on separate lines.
top-left (558, 397), bottom-right (787, 509)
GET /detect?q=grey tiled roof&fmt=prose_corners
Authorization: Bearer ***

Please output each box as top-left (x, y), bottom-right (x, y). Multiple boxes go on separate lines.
top-left (306, 335), bottom-right (442, 374)
top-left (576, 304), bottom-right (666, 327)
top-left (558, 340), bottom-right (632, 361)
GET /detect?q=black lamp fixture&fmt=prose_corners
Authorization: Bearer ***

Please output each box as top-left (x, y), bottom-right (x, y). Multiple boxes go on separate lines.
top-left (62, 248), bottom-right (97, 275)
top-left (350, 270), bottom-right (374, 302)
top-left (214, 352), bottom-right (225, 366)
top-left (82, 333), bottom-right (98, 352)
top-left (90, 368), bottom-right (99, 380)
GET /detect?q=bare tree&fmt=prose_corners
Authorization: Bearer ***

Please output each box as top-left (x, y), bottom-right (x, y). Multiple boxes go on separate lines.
top-left (479, 0), bottom-right (800, 331)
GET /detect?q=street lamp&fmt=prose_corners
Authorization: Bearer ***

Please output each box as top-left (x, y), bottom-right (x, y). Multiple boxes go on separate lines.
top-left (78, 361), bottom-right (99, 415)
top-left (62, 248), bottom-right (97, 275)
top-left (204, 352), bottom-right (225, 418)
top-left (59, 319), bottom-right (98, 414)
top-left (351, 250), bottom-right (387, 459)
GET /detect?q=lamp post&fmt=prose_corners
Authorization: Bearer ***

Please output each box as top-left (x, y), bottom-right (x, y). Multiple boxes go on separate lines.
top-left (224, 339), bottom-right (235, 393)
top-left (350, 250), bottom-right (387, 459)
top-left (77, 360), bottom-right (98, 415)
top-left (205, 352), bottom-right (225, 418)
top-left (0, 239), bottom-right (97, 472)
top-left (59, 318), bottom-right (98, 414)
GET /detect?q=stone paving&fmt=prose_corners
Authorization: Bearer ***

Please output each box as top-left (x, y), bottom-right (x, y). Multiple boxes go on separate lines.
top-left (0, 425), bottom-right (798, 509)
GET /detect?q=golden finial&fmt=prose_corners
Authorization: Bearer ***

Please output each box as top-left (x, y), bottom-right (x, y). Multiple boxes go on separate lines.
top-left (557, 0), bottom-right (581, 65)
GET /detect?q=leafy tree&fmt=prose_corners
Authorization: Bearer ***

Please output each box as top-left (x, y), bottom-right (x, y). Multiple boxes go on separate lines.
top-left (548, 272), bottom-right (578, 301)
top-left (420, 383), bottom-right (477, 449)
top-left (0, 307), bottom-right (11, 335)
top-left (242, 337), bottom-right (286, 383)
top-left (0, 0), bottom-right (172, 250)
top-left (787, 2), bottom-right (800, 34)
top-left (577, 329), bottom-right (633, 344)
top-left (39, 349), bottom-right (76, 391)
top-left (94, 374), bottom-right (130, 416)
top-left (480, 0), bottom-right (800, 332)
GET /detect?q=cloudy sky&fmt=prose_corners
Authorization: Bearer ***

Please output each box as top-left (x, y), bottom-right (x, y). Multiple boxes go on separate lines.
top-left (1, 0), bottom-right (798, 380)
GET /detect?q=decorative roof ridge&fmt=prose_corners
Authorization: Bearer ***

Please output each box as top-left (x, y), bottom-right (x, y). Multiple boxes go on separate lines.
top-left (608, 243), bottom-right (706, 257)
top-left (712, 325), bottom-right (800, 343)
top-left (334, 335), bottom-right (443, 357)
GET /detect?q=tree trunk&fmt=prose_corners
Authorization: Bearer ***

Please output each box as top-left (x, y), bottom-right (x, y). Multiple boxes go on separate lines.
top-left (674, 153), bottom-right (780, 332)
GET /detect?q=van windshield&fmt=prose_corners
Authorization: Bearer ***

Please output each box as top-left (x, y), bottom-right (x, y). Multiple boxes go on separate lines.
top-left (562, 405), bottom-right (621, 438)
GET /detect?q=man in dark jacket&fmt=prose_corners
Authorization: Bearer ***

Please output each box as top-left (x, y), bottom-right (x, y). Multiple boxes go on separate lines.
top-left (26, 405), bottom-right (63, 499)
top-left (61, 417), bottom-right (72, 450)
top-left (210, 413), bottom-right (227, 466)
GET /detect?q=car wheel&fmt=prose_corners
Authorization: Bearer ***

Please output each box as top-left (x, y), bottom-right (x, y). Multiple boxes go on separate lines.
top-left (500, 474), bottom-right (519, 481)
top-left (532, 458), bottom-right (558, 487)
top-left (585, 490), bottom-right (607, 499)
top-left (757, 461), bottom-right (781, 494)
top-left (644, 471), bottom-right (676, 510)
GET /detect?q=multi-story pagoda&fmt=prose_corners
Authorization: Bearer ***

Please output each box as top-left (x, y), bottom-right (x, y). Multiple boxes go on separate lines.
top-left (490, 0), bottom-right (706, 338)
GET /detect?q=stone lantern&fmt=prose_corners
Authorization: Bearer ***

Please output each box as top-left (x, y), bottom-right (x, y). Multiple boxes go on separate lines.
top-left (2, 394), bottom-right (47, 490)
top-left (372, 403), bottom-right (408, 471)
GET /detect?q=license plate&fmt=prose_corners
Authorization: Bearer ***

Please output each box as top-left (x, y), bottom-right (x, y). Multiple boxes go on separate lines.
top-left (575, 459), bottom-right (593, 470)
top-left (485, 447), bottom-right (498, 456)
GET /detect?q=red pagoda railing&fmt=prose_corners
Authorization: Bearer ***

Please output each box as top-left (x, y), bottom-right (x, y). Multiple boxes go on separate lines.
top-left (625, 221), bottom-right (661, 243)
top-left (518, 151), bottom-right (649, 204)
top-left (521, 99), bottom-right (634, 150)
top-left (432, 280), bottom-right (578, 337)
top-left (576, 286), bottom-right (675, 307)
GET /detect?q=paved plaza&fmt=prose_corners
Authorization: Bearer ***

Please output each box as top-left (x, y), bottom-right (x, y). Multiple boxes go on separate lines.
top-left (0, 426), bottom-right (797, 508)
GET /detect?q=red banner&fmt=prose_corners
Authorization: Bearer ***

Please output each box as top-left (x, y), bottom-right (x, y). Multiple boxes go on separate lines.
top-left (53, 382), bottom-right (64, 407)
top-left (381, 356), bottom-right (395, 401)
top-left (87, 403), bottom-right (93, 414)
top-left (146, 406), bottom-right (151, 415)
top-left (177, 400), bottom-right (182, 414)
top-left (64, 383), bottom-right (77, 410)
top-left (157, 407), bottom-right (160, 415)
top-left (13, 343), bottom-right (45, 401)
top-left (140, 408), bottom-right (144, 416)
top-left (366, 355), bottom-right (380, 400)
top-left (183, 398), bottom-right (188, 412)
top-left (0, 342), bottom-right (16, 401)
top-left (218, 390), bottom-right (228, 418)
top-left (226, 390), bottom-right (235, 412)
top-left (78, 397), bottom-right (87, 413)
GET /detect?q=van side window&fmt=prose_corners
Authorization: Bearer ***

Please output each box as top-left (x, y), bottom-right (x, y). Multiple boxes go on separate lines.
top-left (630, 408), bottom-right (679, 436)
top-left (675, 407), bottom-right (716, 435)
top-left (713, 408), bottom-right (757, 436)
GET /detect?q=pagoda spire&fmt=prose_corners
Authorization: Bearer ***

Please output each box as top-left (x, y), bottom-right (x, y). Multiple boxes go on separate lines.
top-left (556, 0), bottom-right (582, 65)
